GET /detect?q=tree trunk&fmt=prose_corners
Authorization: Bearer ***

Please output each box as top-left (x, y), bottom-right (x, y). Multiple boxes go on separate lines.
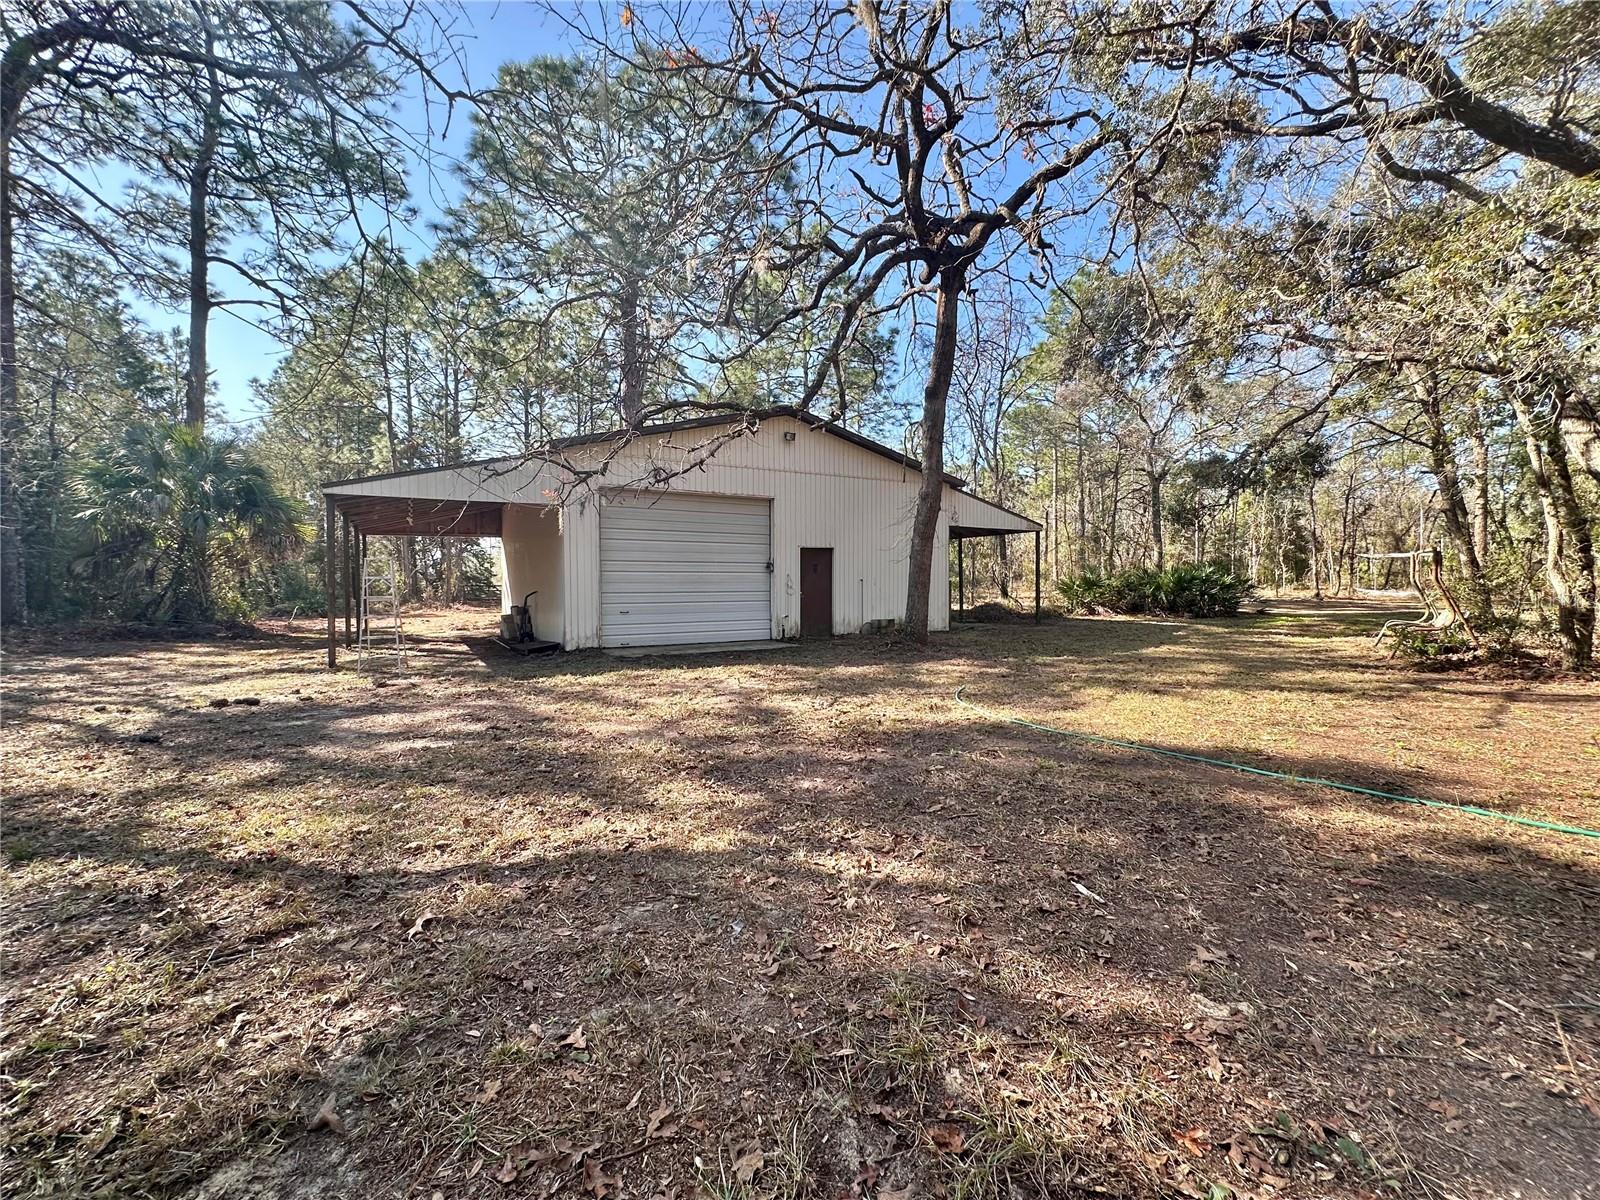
top-left (1339, 472), bottom-right (1355, 597)
top-left (903, 264), bottom-right (965, 641)
top-left (1147, 458), bottom-right (1165, 569)
top-left (1409, 368), bottom-right (1491, 613)
top-left (1306, 478), bottom-right (1322, 599)
top-left (1231, 490), bottom-right (1241, 577)
top-left (399, 331), bottom-right (422, 602)
top-left (184, 56), bottom-right (222, 432)
top-left (38, 374), bottom-right (61, 616)
top-left (1273, 502), bottom-right (1286, 595)
top-left (1049, 437), bottom-right (1061, 579)
top-left (0, 47), bottom-right (26, 625)
top-left (0, 126), bottom-right (23, 625)
top-left (1471, 400), bottom-right (1492, 564)
top-left (618, 279), bottom-right (644, 425)
top-left (1075, 413), bottom-right (1087, 574)
top-left (1548, 375), bottom-right (1600, 488)
top-left (1105, 457), bottom-right (1121, 574)
top-left (1511, 385), bottom-right (1595, 669)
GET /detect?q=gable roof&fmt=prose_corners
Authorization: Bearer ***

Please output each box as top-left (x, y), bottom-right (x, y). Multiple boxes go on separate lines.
top-left (321, 406), bottom-right (967, 491)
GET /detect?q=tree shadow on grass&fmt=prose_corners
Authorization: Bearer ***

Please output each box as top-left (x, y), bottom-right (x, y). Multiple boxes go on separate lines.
top-left (5, 740), bottom-right (1596, 1196)
top-left (3, 628), bottom-right (1598, 1200)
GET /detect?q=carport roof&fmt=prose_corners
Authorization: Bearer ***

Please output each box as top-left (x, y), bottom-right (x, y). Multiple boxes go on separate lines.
top-left (328, 494), bottom-right (504, 537)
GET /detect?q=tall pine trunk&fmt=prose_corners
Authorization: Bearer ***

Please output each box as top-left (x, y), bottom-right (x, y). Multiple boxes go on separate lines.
top-left (0, 40), bottom-right (30, 626)
top-left (184, 57), bottom-right (222, 431)
top-left (1049, 438), bottom-right (1061, 578)
top-left (1075, 413), bottom-right (1087, 574)
top-left (0, 115), bottom-right (23, 626)
top-left (618, 279), bottom-right (644, 425)
top-left (903, 264), bottom-right (965, 640)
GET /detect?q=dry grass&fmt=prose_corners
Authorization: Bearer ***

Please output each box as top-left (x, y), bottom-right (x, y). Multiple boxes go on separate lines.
top-left (2, 602), bottom-right (1597, 1200)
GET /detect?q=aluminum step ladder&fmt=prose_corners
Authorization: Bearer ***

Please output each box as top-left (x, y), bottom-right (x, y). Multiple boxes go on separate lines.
top-left (357, 556), bottom-right (406, 673)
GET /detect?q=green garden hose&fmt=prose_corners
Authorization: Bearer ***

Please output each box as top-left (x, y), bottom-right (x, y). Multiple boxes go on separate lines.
top-left (953, 688), bottom-right (1600, 841)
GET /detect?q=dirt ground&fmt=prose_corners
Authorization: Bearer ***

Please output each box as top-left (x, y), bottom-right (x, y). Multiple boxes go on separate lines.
top-left (3, 602), bottom-right (1597, 1200)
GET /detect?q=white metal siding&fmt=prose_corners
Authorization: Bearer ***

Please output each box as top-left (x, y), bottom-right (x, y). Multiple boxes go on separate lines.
top-left (561, 499), bottom-right (601, 648)
top-left (599, 493), bottom-right (772, 647)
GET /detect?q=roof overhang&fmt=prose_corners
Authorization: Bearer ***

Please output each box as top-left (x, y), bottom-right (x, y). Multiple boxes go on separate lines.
top-left (319, 409), bottom-right (1041, 539)
top-left (328, 493), bottom-right (506, 537)
top-left (946, 491), bottom-right (1041, 537)
top-left (951, 524), bottom-right (1037, 538)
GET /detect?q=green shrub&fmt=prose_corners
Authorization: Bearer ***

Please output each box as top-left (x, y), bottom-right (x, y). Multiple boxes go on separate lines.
top-left (1055, 563), bottom-right (1253, 617)
top-left (1391, 625), bottom-right (1472, 659)
top-left (249, 559), bottom-right (329, 618)
top-left (1055, 568), bottom-right (1109, 614)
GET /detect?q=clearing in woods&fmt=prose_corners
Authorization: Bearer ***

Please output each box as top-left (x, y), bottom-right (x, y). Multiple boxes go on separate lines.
top-left (2, 602), bottom-right (1597, 1200)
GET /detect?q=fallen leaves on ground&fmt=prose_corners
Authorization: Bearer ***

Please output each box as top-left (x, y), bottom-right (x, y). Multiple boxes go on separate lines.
top-left (730, 1140), bottom-right (765, 1185)
top-left (307, 1094), bottom-right (345, 1136)
top-left (925, 1122), bottom-right (965, 1154)
top-left (645, 1104), bottom-right (677, 1140)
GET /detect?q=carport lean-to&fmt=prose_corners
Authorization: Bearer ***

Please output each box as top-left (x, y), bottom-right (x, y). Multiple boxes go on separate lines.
top-left (321, 493), bottom-right (505, 668)
top-left (950, 520), bottom-right (1042, 623)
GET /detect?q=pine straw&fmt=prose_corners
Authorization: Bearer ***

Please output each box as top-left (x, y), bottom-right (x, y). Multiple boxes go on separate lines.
top-left (3, 604), bottom-right (1596, 1200)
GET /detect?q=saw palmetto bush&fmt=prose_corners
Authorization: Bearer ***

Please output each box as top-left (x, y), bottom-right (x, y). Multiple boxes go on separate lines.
top-left (71, 422), bottom-right (308, 623)
top-left (1057, 564), bottom-right (1253, 618)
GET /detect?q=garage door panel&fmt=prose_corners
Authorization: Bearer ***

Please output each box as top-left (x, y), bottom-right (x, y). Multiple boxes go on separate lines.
top-left (602, 545), bottom-right (767, 564)
top-left (600, 493), bottom-right (772, 647)
top-left (606, 513), bottom-right (767, 531)
top-left (604, 579), bottom-right (768, 595)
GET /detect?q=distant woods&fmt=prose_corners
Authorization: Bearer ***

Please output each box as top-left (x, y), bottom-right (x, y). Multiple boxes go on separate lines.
top-left (937, 1), bottom-right (1600, 667)
top-left (3, 1), bottom-right (1596, 664)
top-left (2, 0), bottom-right (453, 622)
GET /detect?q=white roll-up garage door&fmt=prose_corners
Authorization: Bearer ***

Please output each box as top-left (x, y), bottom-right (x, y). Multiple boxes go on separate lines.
top-left (600, 492), bottom-right (772, 647)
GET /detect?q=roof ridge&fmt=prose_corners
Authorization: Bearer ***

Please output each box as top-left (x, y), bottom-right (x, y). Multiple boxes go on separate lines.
top-left (322, 406), bottom-right (967, 491)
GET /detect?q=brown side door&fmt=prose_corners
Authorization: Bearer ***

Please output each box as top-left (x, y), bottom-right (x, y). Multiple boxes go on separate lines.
top-left (800, 548), bottom-right (833, 638)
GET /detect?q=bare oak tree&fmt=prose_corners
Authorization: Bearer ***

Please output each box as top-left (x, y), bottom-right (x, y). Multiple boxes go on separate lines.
top-left (586, 0), bottom-right (1189, 638)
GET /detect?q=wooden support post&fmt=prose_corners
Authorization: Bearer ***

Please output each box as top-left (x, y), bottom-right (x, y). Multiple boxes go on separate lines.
top-left (342, 517), bottom-right (353, 648)
top-left (956, 536), bottom-right (964, 621)
top-left (324, 495), bottom-right (337, 669)
top-left (1034, 529), bottom-right (1041, 622)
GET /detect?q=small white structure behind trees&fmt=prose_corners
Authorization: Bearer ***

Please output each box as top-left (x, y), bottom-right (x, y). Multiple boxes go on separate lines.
top-left (321, 408), bottom-right (1037, 660)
